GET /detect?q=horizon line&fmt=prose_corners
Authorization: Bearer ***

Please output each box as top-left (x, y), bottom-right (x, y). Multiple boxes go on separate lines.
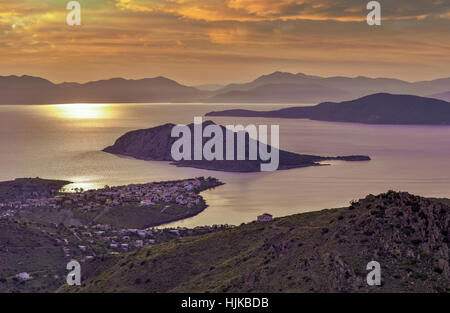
top-left (1, 71), bottom-right (449, 87)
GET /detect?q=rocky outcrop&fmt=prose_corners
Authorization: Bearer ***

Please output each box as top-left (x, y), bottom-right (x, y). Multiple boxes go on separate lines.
top-left (103, 121), bottom-right (370, 172)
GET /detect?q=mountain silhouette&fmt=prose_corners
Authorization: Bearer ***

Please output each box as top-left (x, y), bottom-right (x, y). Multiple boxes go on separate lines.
top-left (0, 75), bottom-right (208, 104)
top-left (209, 72), bottom-right (450, 103)
top-left (1, 72), bottom-right (449, 104)
top-left (206, 93), bottom-right (450, 125)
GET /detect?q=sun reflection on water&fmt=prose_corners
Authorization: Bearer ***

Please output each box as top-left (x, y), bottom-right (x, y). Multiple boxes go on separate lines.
top-left (49, 103), bottom-right (113, 119)
top-left (63, 182), bottom-right (104, 192)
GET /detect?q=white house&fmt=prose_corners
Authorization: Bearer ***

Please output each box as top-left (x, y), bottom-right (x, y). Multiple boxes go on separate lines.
top-left (16, 272), bottom-right (33, 280)
top-left (257, 213), bottom-right (273, 223)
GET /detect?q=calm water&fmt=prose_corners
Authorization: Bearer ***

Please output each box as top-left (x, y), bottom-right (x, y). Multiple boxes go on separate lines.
top-left (1, 103), bottom-right (450, 228)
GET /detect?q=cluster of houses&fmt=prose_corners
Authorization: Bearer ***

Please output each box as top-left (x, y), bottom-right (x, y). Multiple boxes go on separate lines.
top-left (0, 178), bottom-right (209, 216)
top-left (0, 209), bottom-right (15, 219)
top-left (53, 223), bottom-right (231, 262)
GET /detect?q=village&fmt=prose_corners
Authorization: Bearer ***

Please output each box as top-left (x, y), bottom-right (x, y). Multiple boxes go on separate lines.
top-left (8, 220), bottom-right (232, 284)
top-left (0, 177), bottom-right (221, 218)
top-left (0, 177), bottom-right (276, 286)
top-left (57, 223), bottom-right (232, 263)
top-left (0, 177), bottom-right (232, 284)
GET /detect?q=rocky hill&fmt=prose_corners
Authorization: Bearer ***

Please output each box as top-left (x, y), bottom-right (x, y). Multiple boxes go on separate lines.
top-left (0, 178), bottom-right (71, 202)
top-left (103, 121), bottom-right (370, 172)
top-left (64, 191), bottom-right (449, 293)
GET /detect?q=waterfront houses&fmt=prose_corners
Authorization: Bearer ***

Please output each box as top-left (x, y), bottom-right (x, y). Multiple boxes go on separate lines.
top-left (0, 177), bottom-right (220, 218)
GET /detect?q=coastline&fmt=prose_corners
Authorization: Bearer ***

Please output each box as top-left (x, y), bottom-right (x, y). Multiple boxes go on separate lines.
top-left (0, 177), bottom-right (225, 228)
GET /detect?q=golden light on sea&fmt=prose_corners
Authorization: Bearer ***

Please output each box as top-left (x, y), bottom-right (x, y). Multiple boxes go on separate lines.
top-left (49, 103), bottom-right (113, 120)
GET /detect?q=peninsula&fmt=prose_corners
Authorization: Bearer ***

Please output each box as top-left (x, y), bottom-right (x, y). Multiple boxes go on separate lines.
top-left (0, 177), bottom-right (223, 228)
top-left (206, 93), bottom-right (450, 125)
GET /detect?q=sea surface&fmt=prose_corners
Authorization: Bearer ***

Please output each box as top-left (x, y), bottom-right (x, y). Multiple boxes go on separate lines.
top-left (1, 102), bottom-right (450, 228)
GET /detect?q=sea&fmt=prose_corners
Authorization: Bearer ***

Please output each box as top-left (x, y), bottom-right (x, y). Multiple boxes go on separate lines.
top-left (1, 102), bottom-right (450, 227)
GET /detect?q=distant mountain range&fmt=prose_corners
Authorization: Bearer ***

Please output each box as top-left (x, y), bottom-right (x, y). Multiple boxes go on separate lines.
top-left (194, 84), bottom-right (225, 91)
top-left (207, 72), bottom-right (450, 103)
top-left (1, 72), bottom-right (449, 104)
top-left (0, 75), bottom-right (208, 104)
top-left (207, 93), bottom-right (450, 125)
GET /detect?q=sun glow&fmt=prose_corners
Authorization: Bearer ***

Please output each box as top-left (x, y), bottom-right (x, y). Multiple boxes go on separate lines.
top-left (50, 103), bottom-right (112, 119)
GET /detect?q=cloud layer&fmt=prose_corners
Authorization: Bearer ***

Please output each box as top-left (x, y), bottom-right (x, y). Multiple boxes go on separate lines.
top-left (115, 0), bottom-right (450, 21)
top-left (0, 0), bottom-right (449, 84)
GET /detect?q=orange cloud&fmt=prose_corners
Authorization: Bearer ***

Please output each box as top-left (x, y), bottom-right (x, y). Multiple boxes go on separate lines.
top-left (112, 0), bottom-right (450, 22)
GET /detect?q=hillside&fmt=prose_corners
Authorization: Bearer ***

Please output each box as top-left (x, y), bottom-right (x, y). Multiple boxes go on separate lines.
top-left (103, 120), bottom-right (370, 172)
top-left (0, 218), bottom-right (230, 293)
top-left (0, 178), bottom-right (71, 202)
top-left (0, 220), bottom-right (69, 293)
top-left (430, 91), bottom-right (450, 102)
top-left (64, 191), bottom-right (449, 293)
top-left (207, 93), bottom-right (450, 125)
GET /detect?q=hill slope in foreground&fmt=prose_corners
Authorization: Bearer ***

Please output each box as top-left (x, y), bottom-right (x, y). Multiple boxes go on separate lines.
top-left (64, 191), bottom-right (449, 293)
top-left (206, 93), bottom-right (450, 125)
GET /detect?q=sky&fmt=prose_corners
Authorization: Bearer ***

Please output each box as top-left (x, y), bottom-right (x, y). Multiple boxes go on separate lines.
top-left (0, 0), bottom-right (449, 85)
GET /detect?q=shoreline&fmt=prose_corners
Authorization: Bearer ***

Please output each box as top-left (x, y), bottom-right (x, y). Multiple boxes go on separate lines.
top-left (0, 177), bottom-right (225, 229)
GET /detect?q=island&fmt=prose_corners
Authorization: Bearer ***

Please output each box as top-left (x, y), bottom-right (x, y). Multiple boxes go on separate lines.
top-left (206, 93), bottom-right (450, 125)
top-left (103, 120), bottom-right (370, 172)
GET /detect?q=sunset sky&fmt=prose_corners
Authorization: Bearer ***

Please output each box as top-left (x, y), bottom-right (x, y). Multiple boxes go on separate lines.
top-left (0, 0), bottom-right (449, 85)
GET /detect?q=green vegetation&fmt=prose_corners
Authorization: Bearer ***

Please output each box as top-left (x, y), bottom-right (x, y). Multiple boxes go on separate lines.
top-left (95, 200), bottom-right (207, 229)
top-left (0, 218), bottom-right (230, 293)
top-left (0, 220), bottom-right (68, 292)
